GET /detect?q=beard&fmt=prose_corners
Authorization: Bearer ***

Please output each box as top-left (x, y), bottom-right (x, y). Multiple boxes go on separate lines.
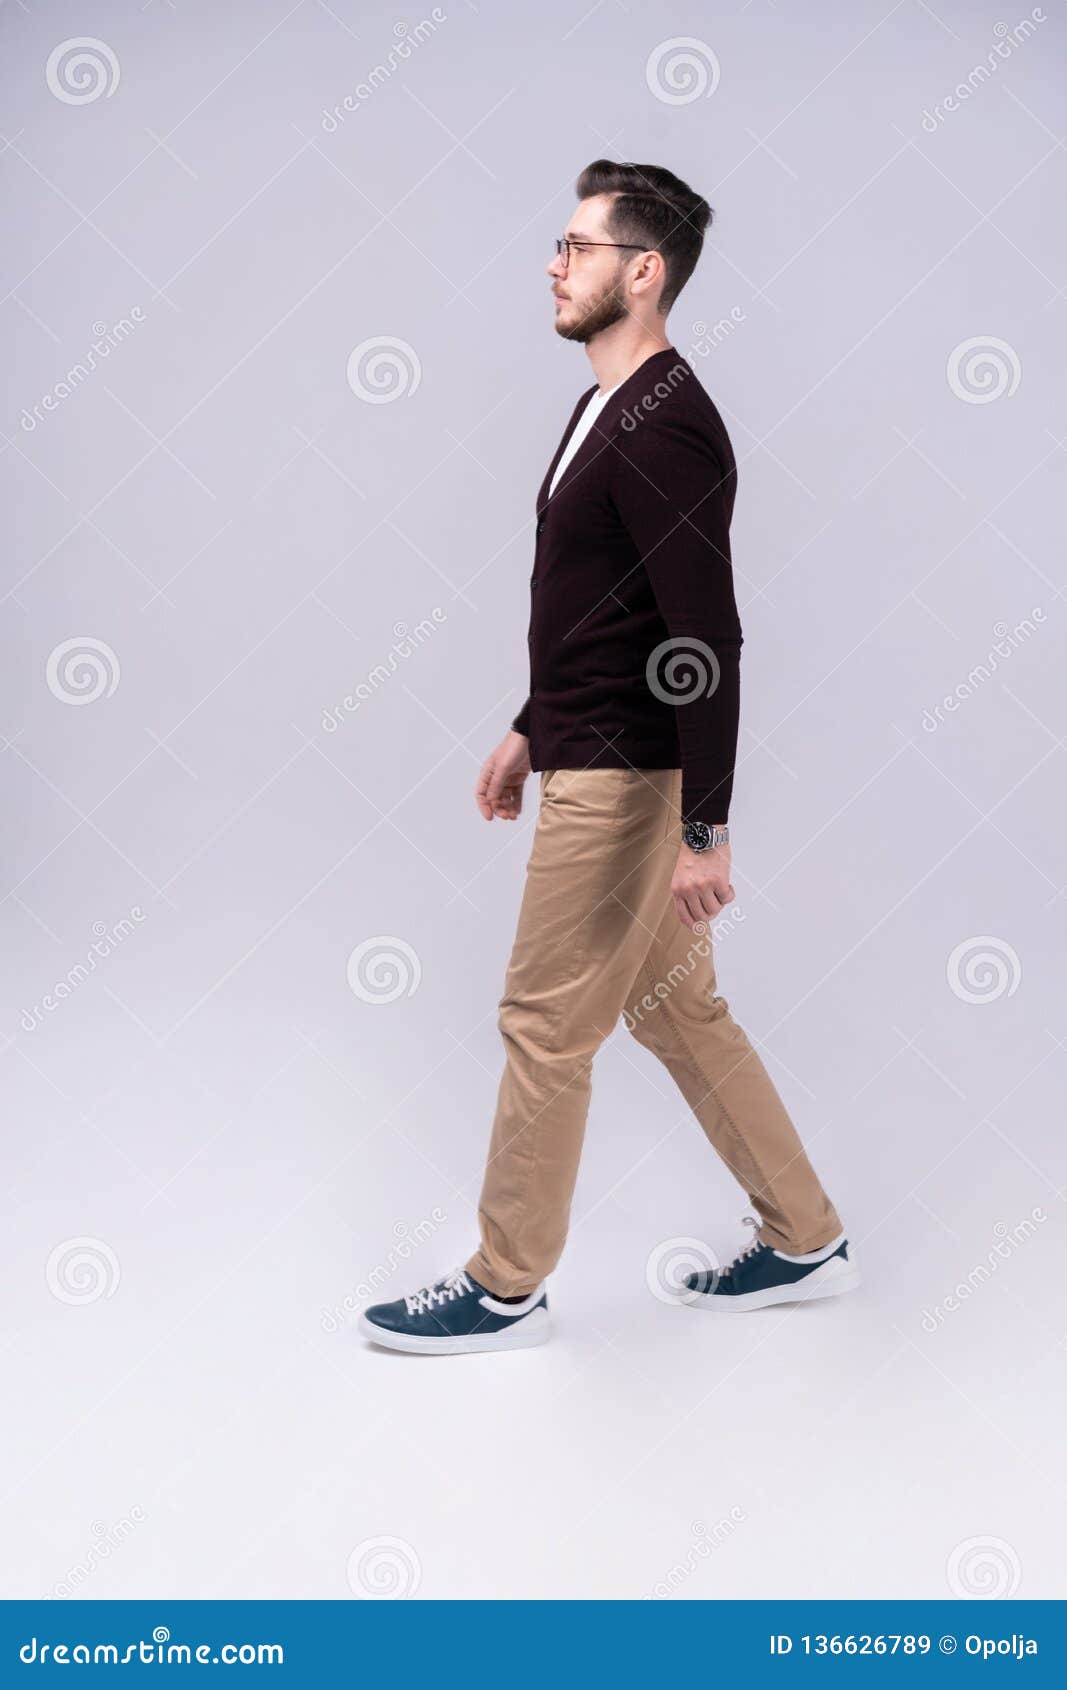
top-left (554, 278), bottom-right (629, 343)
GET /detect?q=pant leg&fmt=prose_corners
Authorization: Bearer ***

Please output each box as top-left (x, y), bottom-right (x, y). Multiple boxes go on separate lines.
top-left (465, 766), bottom-right (680, 1297)
top-left (622, 769), bottom-right (842, 1254)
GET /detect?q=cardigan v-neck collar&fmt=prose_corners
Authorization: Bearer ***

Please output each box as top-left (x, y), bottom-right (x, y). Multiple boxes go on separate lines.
top-left (536, 345), bottom-right (680, 511)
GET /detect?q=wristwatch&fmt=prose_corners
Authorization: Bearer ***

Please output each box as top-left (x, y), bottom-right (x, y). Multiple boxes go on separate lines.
top-left (682, 821), bottom-right (729, 853)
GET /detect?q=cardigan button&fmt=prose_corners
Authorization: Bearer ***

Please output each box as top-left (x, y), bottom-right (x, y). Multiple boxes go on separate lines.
top-left (536, 521), bottom-right (545, 535)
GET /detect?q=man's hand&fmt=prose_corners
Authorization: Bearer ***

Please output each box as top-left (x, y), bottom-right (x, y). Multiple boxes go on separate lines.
top-left (672, 838), bottom-right (735, 931)
top-left (475, 730), bottom-right (532, 821)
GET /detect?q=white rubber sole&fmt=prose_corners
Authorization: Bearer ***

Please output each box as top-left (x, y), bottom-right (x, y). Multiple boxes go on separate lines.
top-left (358, 1306), bottom-right (551, 1354)
top-left (680, 1252), bottom-right (861, 1312)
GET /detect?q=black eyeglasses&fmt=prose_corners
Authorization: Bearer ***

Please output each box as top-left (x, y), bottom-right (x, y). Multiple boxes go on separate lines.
top-left (554, 237), bottom-right (649, 268)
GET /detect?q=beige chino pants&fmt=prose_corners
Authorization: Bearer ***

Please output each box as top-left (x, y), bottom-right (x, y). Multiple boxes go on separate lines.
top-left (465, 767), bottom-right (841, 1298)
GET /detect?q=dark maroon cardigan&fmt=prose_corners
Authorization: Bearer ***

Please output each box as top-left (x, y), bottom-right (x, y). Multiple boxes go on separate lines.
top-left (511, 345), bottom-right (742, 826)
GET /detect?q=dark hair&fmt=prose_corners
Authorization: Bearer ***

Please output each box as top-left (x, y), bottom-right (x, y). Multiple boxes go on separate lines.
top-left (574, 159), bottom-right (712, 315)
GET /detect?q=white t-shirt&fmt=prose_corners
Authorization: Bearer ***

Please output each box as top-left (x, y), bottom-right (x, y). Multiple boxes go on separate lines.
top-left (548, 382), bottom-right (622, 496)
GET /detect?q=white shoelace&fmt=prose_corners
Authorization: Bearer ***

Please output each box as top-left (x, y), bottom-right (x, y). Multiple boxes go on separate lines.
top-left (404, 1268), bottom-right (473, 1317)
top-left (720, 1215), bottom-right (764, 1278)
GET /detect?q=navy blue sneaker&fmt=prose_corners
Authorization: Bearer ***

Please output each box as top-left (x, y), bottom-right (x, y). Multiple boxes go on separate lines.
top-left (681, 1218), bottom-right (860, 1311)
top-left (358, 1268), bottom-right (550, 1354)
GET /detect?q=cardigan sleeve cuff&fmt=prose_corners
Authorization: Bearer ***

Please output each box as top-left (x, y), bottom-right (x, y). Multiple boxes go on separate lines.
top-left (680, 771), bottom-right (733, 830)
top-left (511, 696), bottom-right (531, 736)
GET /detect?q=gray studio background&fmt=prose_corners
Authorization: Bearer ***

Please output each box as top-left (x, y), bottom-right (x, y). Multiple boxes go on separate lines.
top-left (2, 0), bottom-right (1064, 1601)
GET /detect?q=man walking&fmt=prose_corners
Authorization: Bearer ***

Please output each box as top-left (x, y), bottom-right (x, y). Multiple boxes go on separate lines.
top-left (361, 161), bottom-right (856, 1354)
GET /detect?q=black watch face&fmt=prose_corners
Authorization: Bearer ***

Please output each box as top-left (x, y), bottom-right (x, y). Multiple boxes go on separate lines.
top-left (684, 821), bottom-right (712, 852)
